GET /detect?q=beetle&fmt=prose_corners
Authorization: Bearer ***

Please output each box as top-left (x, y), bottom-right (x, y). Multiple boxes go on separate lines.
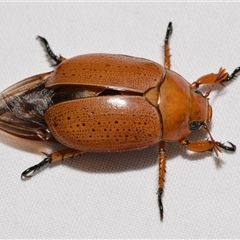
top-left (0, 22), bottom-right (238, 220)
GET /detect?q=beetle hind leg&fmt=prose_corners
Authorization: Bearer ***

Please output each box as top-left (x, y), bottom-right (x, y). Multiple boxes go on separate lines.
top-left (21, 148), bottom-right (86, 179)
top-left (163, 22), bottom-right (172, 70)
top-left (157, 141), bottom-right (166, 221)
top-left (37, 36), bottom-right (66, 65)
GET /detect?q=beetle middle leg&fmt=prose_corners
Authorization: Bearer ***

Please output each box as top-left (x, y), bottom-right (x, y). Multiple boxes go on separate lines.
top-left (21, 148), bottom-right (86, 179)
top-left (164, 22), bottom-right (172, 70)
top-left (157, 141), bottom-right (166, 221)
top-left (37, 36), bottom-right (66, 65)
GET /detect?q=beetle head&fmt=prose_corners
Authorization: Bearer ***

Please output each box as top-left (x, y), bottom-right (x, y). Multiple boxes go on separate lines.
top-left (189, 89), bottom-right (227, 156)
top-left (189, 89), bottom-right (212, 131)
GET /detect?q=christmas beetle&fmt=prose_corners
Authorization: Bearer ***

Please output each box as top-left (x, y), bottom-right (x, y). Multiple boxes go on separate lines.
top-left (0, 22), bottom-right (238, 220)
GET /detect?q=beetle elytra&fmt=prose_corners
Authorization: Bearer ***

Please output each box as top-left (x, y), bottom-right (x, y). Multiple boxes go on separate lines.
top-left (1, 22), bottom-right (238, 220)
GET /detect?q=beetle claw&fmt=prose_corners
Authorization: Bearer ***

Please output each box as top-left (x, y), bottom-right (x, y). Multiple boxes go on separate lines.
top-left (21, 155), bottom-right (51, 180)
top-left (216, 141), bottom-right (236, 152)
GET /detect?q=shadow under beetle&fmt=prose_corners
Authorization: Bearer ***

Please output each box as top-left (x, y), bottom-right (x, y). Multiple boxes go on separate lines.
top-left (0, 22), bottom-right (238, 220)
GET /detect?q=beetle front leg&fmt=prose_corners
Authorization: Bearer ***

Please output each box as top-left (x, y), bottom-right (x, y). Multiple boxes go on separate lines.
top-left (192, 68), bottom-right (228, 87)
top-left (191, 66), bottom-right (240, 98)
top-left (193, 66), bottom-right (240, 88)
top-left (180, 138), bottom-right (236, 155)
top-left (157, 141), bottom-right (166, 221)
top-left (191, 68), bottom-right (229, 97)
top-left (21, 148), bottom-right (86, 179)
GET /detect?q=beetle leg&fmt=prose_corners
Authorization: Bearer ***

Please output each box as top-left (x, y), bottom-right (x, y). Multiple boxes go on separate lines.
top-left (21, 148), bottom-right (86, 179)
top-left (180, 138), bottom-right (236, 155)
top-left (37, 36), bottom-right (66, 65)
top-left (180, 138), bottom-right (218, 154)
top-left (164, 22), bottom-right (172, 70)
top-left (192, 68), bottom-right (228, 87)
top-left (157, 141), bottom-right (166, 221)
top-left (192, 66), bottom-right (240, 97)
top-left (191, 68), bottom-right (229, 97)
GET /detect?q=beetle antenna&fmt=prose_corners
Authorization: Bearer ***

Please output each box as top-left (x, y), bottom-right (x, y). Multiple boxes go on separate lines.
top-left (227, 66), bottom-right (240, 82)
top-left (37, 36), bottom-right (64, 66)
top-left (21, 153), bottom-right (51, 180)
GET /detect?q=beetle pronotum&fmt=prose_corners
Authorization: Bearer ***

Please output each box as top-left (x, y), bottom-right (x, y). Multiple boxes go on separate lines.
top-left (1, 22), bottom-right (238, 220)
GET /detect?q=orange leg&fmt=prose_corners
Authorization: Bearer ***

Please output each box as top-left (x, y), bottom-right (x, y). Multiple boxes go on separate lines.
top-left (164, 22), bottom-right (172, 70)
top-left (191, 68), bottom-right (228, 97)
top-left (158, 141), bottom-right (166, 221)
top-left (180, 138), bottom-right (236, 155)
top-left (191, 66), bottom-right (240, 97)
top-left (21, 148), bottom-right (86, 179)
top-left (192, 68), bottom-right (228, 86)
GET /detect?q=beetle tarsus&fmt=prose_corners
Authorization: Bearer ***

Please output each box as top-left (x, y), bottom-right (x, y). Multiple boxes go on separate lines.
top-left (164, 22), bottom-right (172, 45)
top-left (21, 154), bottom-right (51, 180)
top-left (37, 35), bottom-right (63, 65)
top-left (157, 188), bottom-right (164, 221)
top-left (227, 66), bottom-right (240, 82)
top-left (216, 141), bottom-right (236, 152)
top-left (164, 22), bottom-right (172, 70)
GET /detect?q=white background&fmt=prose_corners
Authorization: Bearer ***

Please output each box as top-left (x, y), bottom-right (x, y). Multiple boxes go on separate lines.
top-left (1, 2), bottom-right (240, 238)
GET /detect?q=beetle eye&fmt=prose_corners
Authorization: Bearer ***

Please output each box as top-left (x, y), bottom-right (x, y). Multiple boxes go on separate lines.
top-left (194, 90), bottom-right (203, 96)
top-left (189, 121), bottom-right (202, 130)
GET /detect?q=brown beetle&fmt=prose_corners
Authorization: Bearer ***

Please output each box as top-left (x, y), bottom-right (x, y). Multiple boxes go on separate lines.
top-left (0, 22), bottom-right (238, 220)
